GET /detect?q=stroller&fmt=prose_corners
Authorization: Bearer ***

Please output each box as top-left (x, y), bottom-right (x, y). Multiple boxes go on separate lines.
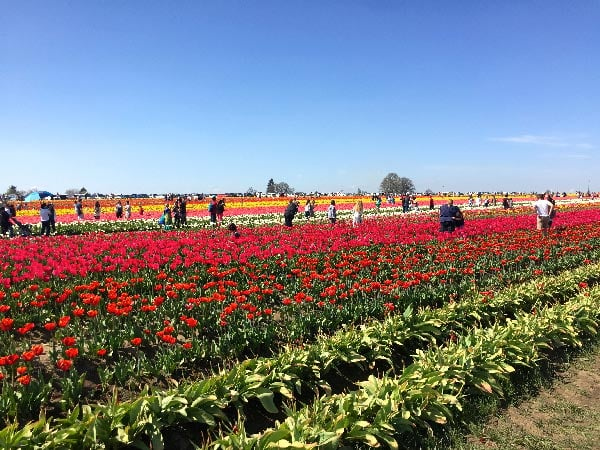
top-left (11, 217), bottom-right (32, 237)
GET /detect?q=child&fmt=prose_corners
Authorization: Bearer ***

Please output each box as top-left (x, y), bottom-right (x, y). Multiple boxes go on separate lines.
top-left (327, 200), bottom-right (337, 224)
top-left (228, 222), bottom-right (240, 238)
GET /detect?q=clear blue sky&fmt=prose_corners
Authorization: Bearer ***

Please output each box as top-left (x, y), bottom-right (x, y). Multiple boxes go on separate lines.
top-left (2, 1), bottom-right (599, 195)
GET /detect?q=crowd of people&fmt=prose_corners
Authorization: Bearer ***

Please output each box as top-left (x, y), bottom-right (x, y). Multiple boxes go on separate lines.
top-left (158, 197), bottom-right (188, 229)
top-left (280, 191), bottom-right (560, 239)
top-left (0, 191), bottom-right (571, 238)
top-left (372, 193), bottom-right (420, 213)
top-left (61, 199), bottom-right (148, 222)
top-left (281, 195), bottom-right (418, 228)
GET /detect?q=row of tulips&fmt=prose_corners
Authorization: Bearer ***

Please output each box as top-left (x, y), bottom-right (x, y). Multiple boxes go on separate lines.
top-left (4, 197), bottom-right (600, 242)
top-left (2, 202), bottom-right (600, 287)
top-left (1, 208), bottom-right (600, 407)
top-left (1, 260), bottom-right (598, 448)
top-left (217, 284), bottom-right (600, 449)
top-left (0, 211), bottom-right (598, 363)
top-left (6, 195), bottom-right (591, 227)
top-left (0, 205), bottom-right (598, 423)
top-left (5, 195), bottom-right (367, 224)
top-left (8, 193), bottom-right (548, 215)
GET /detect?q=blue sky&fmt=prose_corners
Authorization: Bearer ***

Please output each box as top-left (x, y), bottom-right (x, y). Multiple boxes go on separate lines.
top-left (1, 1), bottom-right (599, 195)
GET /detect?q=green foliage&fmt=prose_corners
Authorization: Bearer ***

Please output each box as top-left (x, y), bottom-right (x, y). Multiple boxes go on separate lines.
top-left (379, 173), bottom-right (415, 194)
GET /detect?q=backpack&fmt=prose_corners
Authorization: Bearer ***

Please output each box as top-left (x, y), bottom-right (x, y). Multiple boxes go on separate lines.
top-left (208, 202), bottom-right (214, 212)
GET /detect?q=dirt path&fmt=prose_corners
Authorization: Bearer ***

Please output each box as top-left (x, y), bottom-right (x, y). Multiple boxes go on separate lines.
top-left (460, 346), bottom-right (600, 450)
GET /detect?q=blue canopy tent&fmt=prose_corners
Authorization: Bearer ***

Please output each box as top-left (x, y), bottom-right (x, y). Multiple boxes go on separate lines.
top-left (24, 191), bottom-right (54, 202)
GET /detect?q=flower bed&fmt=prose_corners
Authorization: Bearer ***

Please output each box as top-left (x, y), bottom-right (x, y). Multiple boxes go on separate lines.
top-left (1, 203), bottom-right (599, 447)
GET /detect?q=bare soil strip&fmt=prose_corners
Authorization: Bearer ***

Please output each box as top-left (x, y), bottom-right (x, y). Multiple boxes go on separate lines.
top-left (459, 346), bottom-right (600, 450)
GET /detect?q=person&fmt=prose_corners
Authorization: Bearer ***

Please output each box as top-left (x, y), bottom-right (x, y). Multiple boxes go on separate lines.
top-left (304, 199), bottom-right (312, 219)
top-left (75, 199), bottom-right (84, 220)
top-left (163, 203), bottom-right (173, 228)
top-left (216, 199), bottom-right (225, 225)
top-left (228, 222), bottom-right (240, 238)
top-left (374, 195), bottom-right (381, 212)
top-left (451, 202), bottom-right (464, 230)
top-left (327, 200), bottom-right (337, 224)
top-left (439, 198), bottom-right (458, 232)
top-left (47, 201), bottom-right (56, 233)
top-left (115, 200), bottom-right (123, 219)
top-left (352, 200), bottom-right (363, 226)
top-left (284, 198), bottom-right (299, 227)
top-left (546, 193), bottom-right (557, 228)
top-left (138, 204), bottom-right (144, 216)
top-left (179, 197), bottom-right (187, 225)
top-left (94, 201), bottom-right (101, 220)
top-left (124, 200), bottom-right (132, 219)
top-left (429, 195), bottom-right (434, 210)
top-left (0, 204), bottom-right (14, 237)
top-left (402, 193), bottom-right (410, 213)
top-left (310, 199), bottom-right (316, 218)
top-left (173, 199), bottom-right (181, 228)
top-left (502, 194), bottom-right (510, 209)
top-left (533, 193), bottom-right (553, 237)
top-left (208, 195), bottom-right (218, 225)
top-left (40, 202), bottom-right (51, 236)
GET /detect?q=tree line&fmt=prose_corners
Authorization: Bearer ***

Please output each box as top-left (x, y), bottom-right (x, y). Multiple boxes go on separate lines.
top-left (260, 173), bottom-right (416, 196)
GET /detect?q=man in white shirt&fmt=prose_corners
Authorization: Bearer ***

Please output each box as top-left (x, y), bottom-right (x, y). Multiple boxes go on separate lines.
top-left (40, 202), bottom-right (51, 236)
top-left (533, 193), bottom-right (553, 237)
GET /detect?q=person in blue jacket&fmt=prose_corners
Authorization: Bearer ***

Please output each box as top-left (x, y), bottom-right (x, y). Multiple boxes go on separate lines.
top-left (439, 198), bottom-right (458, 232)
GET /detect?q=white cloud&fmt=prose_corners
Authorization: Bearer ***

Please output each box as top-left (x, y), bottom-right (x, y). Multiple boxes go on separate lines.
top-left (490, 135), bottom-right (563, 145)
top-left (490, 134), bottom-right (594, 149)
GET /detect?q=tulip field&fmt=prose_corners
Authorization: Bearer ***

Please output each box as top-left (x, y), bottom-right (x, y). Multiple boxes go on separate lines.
top-left (1, 196), bottom-right (600, 448)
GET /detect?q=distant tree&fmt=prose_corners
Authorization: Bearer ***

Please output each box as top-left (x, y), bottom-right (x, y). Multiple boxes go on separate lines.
top-left (424, 188), bottom-right (434, 195)
top-left (246, 186), bottom-right (257, 196)
top-left (65, 188), bottom-right (80, 196)
top-left (4, 185), bottom-right (25, 200)
top-left (273, 182), bottom-right (294, 195)
top-left (266, 179), bottom-right (276, 194)
top-left (379, 173), bottom-right (415, 194)
top-left (79, 187), bottom-right (88, 195)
